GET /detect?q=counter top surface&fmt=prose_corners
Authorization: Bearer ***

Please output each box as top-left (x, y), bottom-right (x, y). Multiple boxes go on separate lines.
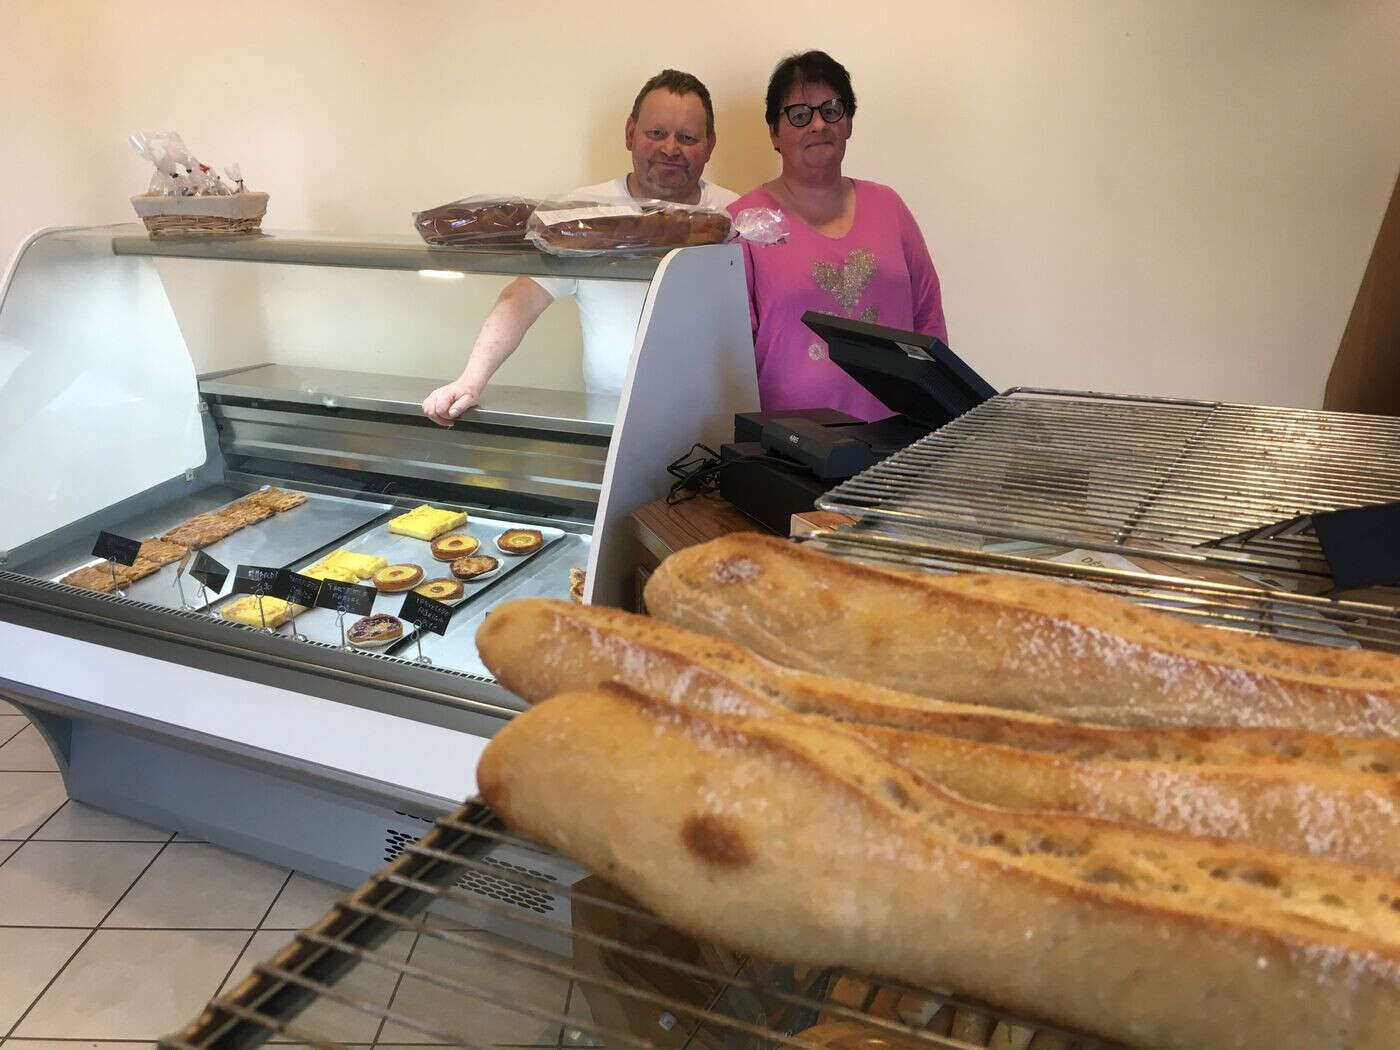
top-left (200, 364), bottom-right (618, 438)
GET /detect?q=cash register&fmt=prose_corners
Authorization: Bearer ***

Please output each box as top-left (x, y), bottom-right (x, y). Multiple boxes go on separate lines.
top-left (719, 312), bottom-right (996, 533)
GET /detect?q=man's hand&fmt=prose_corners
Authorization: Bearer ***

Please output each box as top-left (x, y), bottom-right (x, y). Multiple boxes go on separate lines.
top-left (421, 277), bottom-right (556, 428)
top-left (422, 380), bottom-right (482, 427)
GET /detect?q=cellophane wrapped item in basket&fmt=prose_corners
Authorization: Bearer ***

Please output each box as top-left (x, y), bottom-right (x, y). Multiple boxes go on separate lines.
top-left (413, 196), bottom-right (539, 247)
top-left (128, 132), bottom-right (268, 237)
top-left (526, 197), bottom-right (733, 257)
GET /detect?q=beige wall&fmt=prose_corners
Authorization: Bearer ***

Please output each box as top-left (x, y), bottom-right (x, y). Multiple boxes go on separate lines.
top-left (2, 1), bottom-right (1398, 404)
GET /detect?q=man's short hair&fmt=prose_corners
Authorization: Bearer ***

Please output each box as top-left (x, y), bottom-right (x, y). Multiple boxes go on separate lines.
top-left (630, 69), bottom-right (716, 138)
top-left (764, 51), bottom-right (857, 130)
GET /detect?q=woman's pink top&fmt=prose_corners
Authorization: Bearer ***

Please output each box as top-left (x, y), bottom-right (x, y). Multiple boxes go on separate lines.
top-left (728, 179), bottom-right (947, 421)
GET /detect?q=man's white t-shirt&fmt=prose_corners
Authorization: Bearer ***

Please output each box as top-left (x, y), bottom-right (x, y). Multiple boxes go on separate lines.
top-left (532, 176), bottom-right (738, 393)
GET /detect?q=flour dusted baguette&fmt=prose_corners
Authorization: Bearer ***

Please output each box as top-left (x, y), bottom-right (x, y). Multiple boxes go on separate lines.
top-left (478, 684), bottom-right (1400, 1050)
top-left (477, 599), bottom-right (1400, 872)
top-left (642, 534), bottom-right (1400, 736)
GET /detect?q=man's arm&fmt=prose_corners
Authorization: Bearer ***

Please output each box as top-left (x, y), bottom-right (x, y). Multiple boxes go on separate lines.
top-left (422, 277), bottom-right (556, 426)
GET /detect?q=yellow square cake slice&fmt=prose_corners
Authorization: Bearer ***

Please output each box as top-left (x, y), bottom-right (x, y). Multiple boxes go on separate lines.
top-left (312, 549), bottom-right (388, 580)
top-left (387, 504), bottom-right (468, 541)
top-left (299, 563), bottom-right (359, 584)
top-left (220, 595), bottom-right (293, 628)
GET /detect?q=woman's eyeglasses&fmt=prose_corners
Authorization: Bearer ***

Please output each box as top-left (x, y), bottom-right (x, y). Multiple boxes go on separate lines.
top-left (782, 97), bottom-right (847, 128)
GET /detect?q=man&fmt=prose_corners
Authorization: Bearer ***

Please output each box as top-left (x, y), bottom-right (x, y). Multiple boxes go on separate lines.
top-left (423, 70), bottom-right (737, 426)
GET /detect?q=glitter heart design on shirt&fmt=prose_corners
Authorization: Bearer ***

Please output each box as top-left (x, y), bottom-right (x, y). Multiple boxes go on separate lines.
top-left (811, 248), bottom-right (878, 315)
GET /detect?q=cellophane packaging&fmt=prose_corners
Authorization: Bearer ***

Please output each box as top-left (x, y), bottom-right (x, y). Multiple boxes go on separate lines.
top-left (414, 196), bottom-right (539, 247)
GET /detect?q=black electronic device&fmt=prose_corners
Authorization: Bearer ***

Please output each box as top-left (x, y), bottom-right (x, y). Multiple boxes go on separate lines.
top-left (717, 442), bottom-right (832, 535)
top-left (758, 417), bottom-right (878, 479)
top-left (803, 311), bottom-right (997, 429)
top-left (717, 314), bottom-right (996, 532)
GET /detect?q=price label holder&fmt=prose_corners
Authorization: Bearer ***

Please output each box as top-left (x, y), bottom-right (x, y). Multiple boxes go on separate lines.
top-left (185, 551), bottom-right (230, 609)
top-left (278, 570), bottom-right (322, 641)
top-left (91, 531), bottom-right (141, 597)
top-left (231, 565), bottom-right (289, 633)
top-left (399, 589), bottom-right (454, 665)
top-left (315, 578), bottom-right (377, 650)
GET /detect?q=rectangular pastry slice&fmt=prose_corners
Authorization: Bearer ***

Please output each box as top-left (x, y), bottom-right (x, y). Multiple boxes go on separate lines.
top-left (299, 563), bottom-right (359, 584)
top-left (137, 538), bottom-right (188, 567)
top-left (220, 595), bottom-right (293, 628)
top-left (387, 504), bottom-right (468, 541)
top-left (246, 488), bottom-right (308, 512)
top-left (61, 563), bottom-right (129, 593)
top-left (312, 549), bottom-right (388, 580)
top-left (162, 513), bottom-right (241, 548)
top-left (215, 500), bottom-right (274, 526)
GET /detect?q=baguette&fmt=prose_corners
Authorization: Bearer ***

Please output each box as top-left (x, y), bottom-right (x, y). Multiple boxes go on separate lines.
top-left (477, 599), bottom-right (1400, 872)
top-left (642, 534), bottom-right (1400, 737)
top-left (478, 683), bottom-right (1400, 1050)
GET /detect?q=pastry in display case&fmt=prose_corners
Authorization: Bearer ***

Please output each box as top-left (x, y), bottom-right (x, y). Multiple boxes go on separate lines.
top-left (0, 221), bottom-right (757, 897)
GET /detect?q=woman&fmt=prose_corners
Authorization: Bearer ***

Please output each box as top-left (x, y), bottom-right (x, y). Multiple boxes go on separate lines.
top-left (729, 51), bottom-right (947, 420)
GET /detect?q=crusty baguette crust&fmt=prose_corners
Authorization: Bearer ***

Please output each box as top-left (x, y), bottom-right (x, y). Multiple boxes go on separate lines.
top-left (642, 534), bottom-right (1400, 736)
top-left (477, 599), bottom-right (1400, 872)
top-left (478, 685), bottom-right (1400, 1050)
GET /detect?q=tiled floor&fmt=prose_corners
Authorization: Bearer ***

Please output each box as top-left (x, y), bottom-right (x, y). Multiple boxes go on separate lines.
top-left (0, 702), bottom-right (581, 1049)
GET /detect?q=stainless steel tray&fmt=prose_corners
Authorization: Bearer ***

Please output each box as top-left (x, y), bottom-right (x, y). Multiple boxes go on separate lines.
top-left (411, 532), bottom-right (590, 676)
top-left (209, 583), bottom-right (422, 654)
top-left (52, 489), bottom-right (390, 610)
top-left (265, 511), bottom-right (567, 667)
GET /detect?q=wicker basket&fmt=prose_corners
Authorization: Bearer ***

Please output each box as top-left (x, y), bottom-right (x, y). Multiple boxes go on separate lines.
top-left (129, 191), bottom-right (269, 237)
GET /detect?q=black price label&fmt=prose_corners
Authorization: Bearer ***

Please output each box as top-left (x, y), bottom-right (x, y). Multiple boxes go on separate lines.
top-left (315, 578), bottom-right (376, 616)
top-left (92, 531), bottom-right (142, 567)
top-left (231, 565), bottom-right (289, 599)
top-left (399, 589), bottom-right (453, 636)
top-left (280, 570), bottom-right (323, 609)
top-left (187, 551), bottom-right (229, 592)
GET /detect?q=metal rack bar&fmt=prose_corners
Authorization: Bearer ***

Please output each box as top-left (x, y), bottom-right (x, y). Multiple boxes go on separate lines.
top-left (801, 528), bottom-right (1400, 653)
top-left (819, 390), bottom-right (1400, 586)
top-left (162, 804), bottom-right (1116, 1050)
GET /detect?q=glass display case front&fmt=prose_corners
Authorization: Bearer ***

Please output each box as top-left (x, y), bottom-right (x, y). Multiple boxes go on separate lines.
top-left (0, 222), bottom-right (756, 885)
top-left (0, 225), bottom-right (674, 687)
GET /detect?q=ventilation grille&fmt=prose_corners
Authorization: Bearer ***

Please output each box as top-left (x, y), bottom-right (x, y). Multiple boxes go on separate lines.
top-left (383, 827), bottom-right (558, 915)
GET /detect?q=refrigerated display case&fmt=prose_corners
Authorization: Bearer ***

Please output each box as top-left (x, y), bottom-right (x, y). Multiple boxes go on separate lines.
top-left (0, 224), bottom-right (756, 886)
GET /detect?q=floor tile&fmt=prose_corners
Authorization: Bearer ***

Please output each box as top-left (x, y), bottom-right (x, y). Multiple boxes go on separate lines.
top-left (0, 927), bottom-right (89, 1032)
top-left (2, 1042), bottom-right (159, 1048)
top-left (0, 841), bottom-right (161, 926)
top-left (1, 840), bottom-right (19, 864)
top-left (174, 832), bottom-right (208, 842)
top-left (14, 928), bottom-right (249, 1039)
top-left (377, 930), bottom-right (568, 1046)
top-left (105, 842), bottom-right (288, 929)
top-left (0, 725), bottom-right (58, 771)
top-left (261, 872), bottom-right (347, 930)
top-left (0, 696), bottom-right (20, 715)
top-left (219, 929), bottom-right (416, 1044)
top-left (31, 800), bottom-right (172, 842)
top-left (0, 772), bottom-right (67, 839)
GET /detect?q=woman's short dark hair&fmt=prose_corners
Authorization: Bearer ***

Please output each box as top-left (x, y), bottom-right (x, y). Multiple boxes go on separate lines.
top-left (631, 69), bottom-right (716, 138)
top-left (765, 51), bottom-right (856, 129)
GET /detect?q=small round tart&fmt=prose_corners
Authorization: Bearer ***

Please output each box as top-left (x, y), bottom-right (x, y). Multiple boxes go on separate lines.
top-left (450, 554), bottom-right (500, 580)
top-left (347, 613), bottom-right (404, 648)
top-left (414, 577), bottom-right (465, 604)
top-left (372, 563), bottom-right (425, 592)
top-left (496, 528), bottom-right (544, 555)
top-left (430, 533), bottom-right (480, 561)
